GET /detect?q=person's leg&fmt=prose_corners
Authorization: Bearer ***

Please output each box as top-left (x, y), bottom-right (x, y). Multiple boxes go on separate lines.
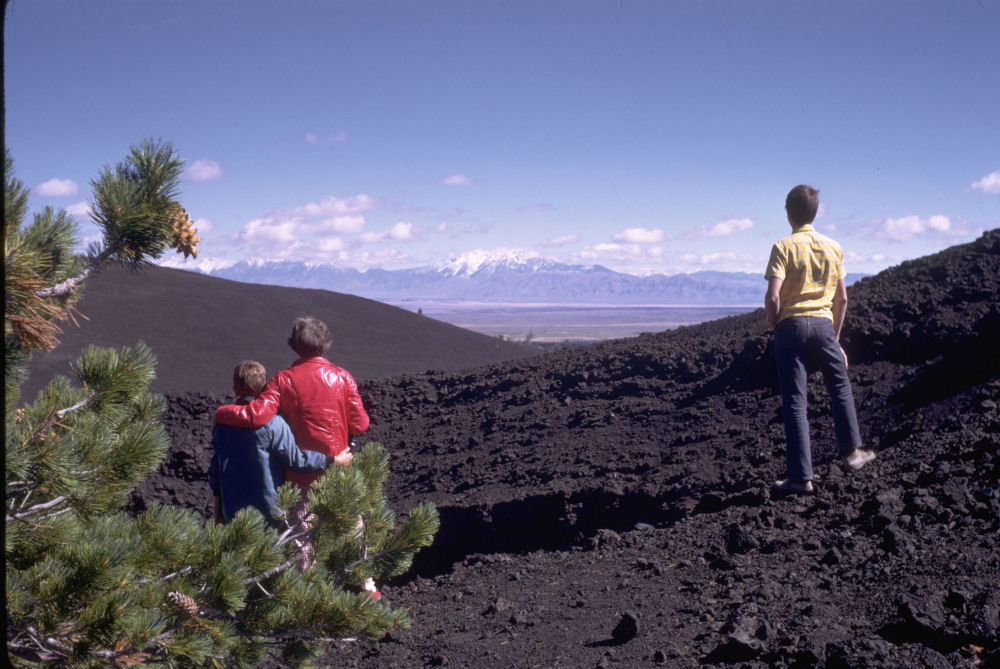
top-left (287, 490), bottom-right (316, 571)
top-left (775, 318), bottom-right (813, 481)
top-left (811, 319), bottom-right (862, 456)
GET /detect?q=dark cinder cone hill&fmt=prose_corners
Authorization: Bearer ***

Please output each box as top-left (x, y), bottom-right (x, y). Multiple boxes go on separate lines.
top-left (20, 264), bottom-right (540, 398)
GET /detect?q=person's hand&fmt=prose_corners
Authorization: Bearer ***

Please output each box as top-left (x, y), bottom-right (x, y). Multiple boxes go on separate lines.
top-left (333, 449), bottom-right (353, 467)
top-left (840, 345), bottom-right (849, 370)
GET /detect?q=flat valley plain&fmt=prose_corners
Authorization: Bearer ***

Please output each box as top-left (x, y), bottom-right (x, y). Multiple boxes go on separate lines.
top-left (387, 301), bottom-right (758, 343)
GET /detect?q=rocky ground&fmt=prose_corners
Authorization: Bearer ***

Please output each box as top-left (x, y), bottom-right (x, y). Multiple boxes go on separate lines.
top-left (125, 230), bottom-right (999, 667)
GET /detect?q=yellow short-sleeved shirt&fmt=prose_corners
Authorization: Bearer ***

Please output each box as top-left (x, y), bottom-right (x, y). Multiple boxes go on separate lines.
top-left (764, 224), bottom-right (845, 322)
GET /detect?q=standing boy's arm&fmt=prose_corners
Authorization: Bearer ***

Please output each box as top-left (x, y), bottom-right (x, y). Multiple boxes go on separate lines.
top-left (765, 277), bottom-right (783, 328)
top-left (832, 278), bottom-right (848, 340)
top-left (215, 376), bottom-right (281, 428)
top-left (832, 278), bottom-right (850, 369)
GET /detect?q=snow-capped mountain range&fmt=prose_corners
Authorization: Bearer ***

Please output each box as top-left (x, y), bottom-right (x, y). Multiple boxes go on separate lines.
top-left (201, 256), bottom-right (867, 304)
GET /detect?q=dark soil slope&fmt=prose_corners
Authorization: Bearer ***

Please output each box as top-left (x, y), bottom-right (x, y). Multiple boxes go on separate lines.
top-left (20, 265), bottom-right (538, 397)
top-left (118, 231), bottom-right (1000, 667)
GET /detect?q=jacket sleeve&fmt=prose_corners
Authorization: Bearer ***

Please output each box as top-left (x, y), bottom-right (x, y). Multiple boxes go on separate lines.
top-left (267, 418), bottom-right (329, 472)
top-left (345, 373), bottom-right (370, 435)
top-left (215, 375), bottom-right (281, 428)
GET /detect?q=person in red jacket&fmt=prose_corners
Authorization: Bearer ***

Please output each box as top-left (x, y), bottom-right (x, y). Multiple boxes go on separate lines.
top-left (214, 316), bottom-right (370, 568)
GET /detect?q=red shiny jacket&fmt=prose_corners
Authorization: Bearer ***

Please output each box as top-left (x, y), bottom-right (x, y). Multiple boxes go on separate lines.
top-left (214, 357), bottom-right (369, 488)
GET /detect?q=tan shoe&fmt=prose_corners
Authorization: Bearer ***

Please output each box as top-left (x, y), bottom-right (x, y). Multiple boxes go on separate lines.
top-left (844, 449), bottom-right (876, 470)
top-left (773, 479), bottom-right (814, 494)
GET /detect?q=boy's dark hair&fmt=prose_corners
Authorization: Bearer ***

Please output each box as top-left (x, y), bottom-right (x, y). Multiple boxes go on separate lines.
top-left (785, 184), bottom-right (820, 227)
top-left (287, 316), bottom-right (333, 357)
top-left (233, 360), bottom-right (267, 396)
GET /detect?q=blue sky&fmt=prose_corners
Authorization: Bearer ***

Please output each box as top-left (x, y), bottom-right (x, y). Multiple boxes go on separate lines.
top-left (6, 0), bottom-right (999, 276)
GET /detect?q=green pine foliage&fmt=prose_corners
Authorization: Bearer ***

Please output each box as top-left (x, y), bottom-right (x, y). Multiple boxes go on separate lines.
top-left (5, 143), bottom-right (439, 666)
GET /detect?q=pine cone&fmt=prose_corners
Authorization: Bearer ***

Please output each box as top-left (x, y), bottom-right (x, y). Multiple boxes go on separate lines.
top-left (166, 591), bottom-right (199, 618)
top-left (167, 204), bottom-right (201, 259)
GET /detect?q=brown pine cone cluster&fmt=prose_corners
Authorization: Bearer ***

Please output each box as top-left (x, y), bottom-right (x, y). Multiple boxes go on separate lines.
top-left (167, 204), bottom-right (201, 259)
top-left (166, 591), bottom-right (199, 618)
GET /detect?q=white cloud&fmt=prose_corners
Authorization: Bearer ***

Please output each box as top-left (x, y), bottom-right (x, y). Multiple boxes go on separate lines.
top-left (305, 132), bottom-right (319, 144)
top-left (184, 159), bottom-right (224, 182)
top-left (442, 173), bottom-right (473, 186)
top-left (388, 222), bottom-right (413, 240)
top-left (359, 221), bottom-right (414, 243)
top-left (685, 217), bottom-right (755, 239)
top-left (193, 217), bottom-right (215, 233)
top-left (539, 234), bottom-right (580, 247)
top-left (676, 251), bottom-right (760, 272)
top-left (844, 250), bottom-right (890, 266)
top-left (235, 193), bottom-right (437, 261)
top-left (242, 217), bottom-right (302, 244)
top-left (576, 243), bottom-right (658, 262)
top-left (868, 215), bottom-right (952, 240)
top-left (292, 194), bottom-right (378, 218)
top-left (317, 215), bottom-right (365, 234)
top-left (36, 178), bottom-right (78, 197)
top-left (317, 237), bottom-right (346, 253)
top-left (342, 248), bottom-right (414, 269)
top-left (613, 227), bottom-right (664, 244)
top-left (65, 200), bottom-right (91, 221)
top-left (970, 170), bottom-right (1000, 194)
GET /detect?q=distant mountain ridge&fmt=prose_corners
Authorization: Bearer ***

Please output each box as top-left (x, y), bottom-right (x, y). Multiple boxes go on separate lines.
top-left (204, 258), bottom-right (869, 304)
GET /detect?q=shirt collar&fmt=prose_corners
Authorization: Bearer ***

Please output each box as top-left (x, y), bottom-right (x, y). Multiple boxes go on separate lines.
top-left (793, 224), bottom-right (815, 233)
top-left (292, 356), bottom-right (328, 366)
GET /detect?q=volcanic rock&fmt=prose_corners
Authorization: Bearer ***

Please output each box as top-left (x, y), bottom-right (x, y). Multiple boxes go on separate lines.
top-left (24, 230), bottom-right (1000, 667)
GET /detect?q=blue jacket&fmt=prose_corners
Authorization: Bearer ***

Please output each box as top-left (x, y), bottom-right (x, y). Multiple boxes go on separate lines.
top-left (208, 402), bottom-right (329, 522)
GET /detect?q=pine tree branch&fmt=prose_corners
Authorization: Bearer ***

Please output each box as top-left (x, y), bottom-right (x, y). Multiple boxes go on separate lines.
top-left (7, 495), bottom-right (67, 521)
top-left (244, 522), bottom-right (323, 587)
top-left (9, 623), bottom-right (182, 666)
top-left (275, 526), bottom-right (312, 547)
top-left (133, 565), bottom-right (197, 588)
top-left (276, 524), bottom-right (296, 544)
top-left (30, 392), bottom-right (96, 443)
top-left (32, 264), bottom-right (96, 299)
top-left (337, 547), bottom-right (397, 585)
top-left (7, 626), bottom-right (73, 663)
top-left (245, 551), bottom-right (303, 587)
top-left (34, 506), bottom-right (74, 523)
top-left (31, 245), bottom-right (114, 300)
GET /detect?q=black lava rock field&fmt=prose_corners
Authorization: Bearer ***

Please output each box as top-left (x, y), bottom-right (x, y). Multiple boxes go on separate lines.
top-left (129, 231), bottom-right (999, 667)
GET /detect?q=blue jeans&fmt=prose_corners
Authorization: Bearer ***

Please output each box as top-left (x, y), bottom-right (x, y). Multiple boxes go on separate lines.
top-left (774, 317), bottom-right (862, 481)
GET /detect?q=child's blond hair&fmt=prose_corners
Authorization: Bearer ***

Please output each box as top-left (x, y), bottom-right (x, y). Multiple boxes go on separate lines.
top-left (233, 360), bottom-right (267, 396)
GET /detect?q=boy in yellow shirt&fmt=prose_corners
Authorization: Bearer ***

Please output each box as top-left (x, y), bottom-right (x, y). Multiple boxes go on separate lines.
top-left (765, 185), bottom-right (876, 494)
